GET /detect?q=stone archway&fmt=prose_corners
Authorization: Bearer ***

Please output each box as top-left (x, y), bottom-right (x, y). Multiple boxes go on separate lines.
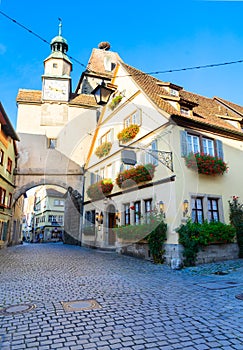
top-left (13, 132), bottom-right (85, 246)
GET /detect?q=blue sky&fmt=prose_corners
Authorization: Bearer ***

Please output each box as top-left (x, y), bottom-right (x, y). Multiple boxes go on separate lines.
top-left (1, 0), bottom-right (243, 128)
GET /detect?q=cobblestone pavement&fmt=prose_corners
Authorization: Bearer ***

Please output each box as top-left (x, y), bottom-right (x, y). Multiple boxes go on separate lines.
top-left (0, 243), bottom-right (243, 350)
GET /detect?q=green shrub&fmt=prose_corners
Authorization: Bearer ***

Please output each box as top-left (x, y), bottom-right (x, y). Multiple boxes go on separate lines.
top-left (229, 196), bottom-right (243, 258)
top-left (177, 220), bottom-right (236, 266)
top-left (114, 212), bottom-right (167, 264)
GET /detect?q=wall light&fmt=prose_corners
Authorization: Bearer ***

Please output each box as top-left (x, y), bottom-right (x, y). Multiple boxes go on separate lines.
top-left (159, 201), bottom-right (166, 218)
top-left (183, 200), bottom-right (189, 217)
top-left (91, 81), bottom-right (114, 105)
top-left (96, 211), bottom-right (104, 224)
top-left (115, 210), bottom-right (120, 222)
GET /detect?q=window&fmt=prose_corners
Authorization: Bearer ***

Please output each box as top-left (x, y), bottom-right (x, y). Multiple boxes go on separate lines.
top-left (187, 134), bottom-right (200, 154)
top-left (7, 158), bottom-right (12, 173)
top-left (48, 215), bottom-right (57, 223)
top-left (208, 198), bottom-right (219, 222)
top-left (202, 138), bottom-right (214, 156)
top-left (124, 110), bottom-right (141, 127)
top-left (191, 197), bottom-right (204, 223)
top-left (191, 196), bottom-right (221, 223)
top-left (53, 63), bottom-right (58, 68)
top-left (106, 164), bottom-right (112, 179)
top-left (134, 201), bottom-right (141, 225)
top-left (181, 108), bottom-right (190, 116)
top-left (57, 215), bottom-right (63, 224)
top-left (100, 167), bottom-right (105, 179)
top-left (48, 138), bottom-right (57, 149)
top-left (170, 88), bottom-right (178, 97)
top-left (124, 203), bottom-right (130, 225)
top-left (8, 193), bottom-right (12, 208)
top-left (181, 130), bottom-right (223, 159)
top-left (54, 199), bottom-right (64, 206)
top-left (0, 150), bottom-right (4, 165)
top-left (99, 129), bottom-right (113, 145)
top-left (0, 188), bottom-right (6, 207)
top-left (145, 140), bottom-right (159, 166)
top-left (85, 210), bottom-right (95, 225)
top-left (144, 199), bottom-right (152, 223)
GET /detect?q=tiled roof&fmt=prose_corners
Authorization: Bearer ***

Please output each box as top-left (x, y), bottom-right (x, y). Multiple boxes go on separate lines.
top-left (179, 90), bottom-right (242, 132)
top-left (16, 89), bottom-right (97, 107)
top-left (121, 63), bottom-right (181, 116)
top-left (214, 96), bottom-right (243, 117)
top-left (86, 48), bottom-right (122, 78)
top-left (120, 62), bottom-right (243, 137)
top-left (69, 93), bottom-right (97, 107)
top-left (16, 89), bottom-right (42, 103)
top-left (46, 188), bottom-right (65, 198)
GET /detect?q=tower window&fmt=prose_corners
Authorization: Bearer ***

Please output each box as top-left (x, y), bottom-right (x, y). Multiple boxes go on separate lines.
top-left (48, 138), bottom-right (57, 149)
top-left (53, 63), bottom-right (58, 68)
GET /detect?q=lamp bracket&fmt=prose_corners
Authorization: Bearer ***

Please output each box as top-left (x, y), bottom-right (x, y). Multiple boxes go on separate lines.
top-left (119, 143), bottom-right (174, 172)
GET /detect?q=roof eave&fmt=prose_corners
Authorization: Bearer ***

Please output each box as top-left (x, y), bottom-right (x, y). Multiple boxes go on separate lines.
top-left (171, 114), bottom-right (243, 141)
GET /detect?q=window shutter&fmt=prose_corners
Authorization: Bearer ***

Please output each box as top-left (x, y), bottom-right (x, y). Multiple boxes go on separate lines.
top-left (216, 140), bottom-right (224, 160)
top-left (151, 139), bottom-right (158, 166)
top-left (180, 130), bottom-right (188, 157)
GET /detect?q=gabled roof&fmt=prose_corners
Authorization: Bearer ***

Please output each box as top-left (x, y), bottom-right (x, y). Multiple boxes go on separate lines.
top-left (46, 188), bottom-right (65, 198)
top-left (86, 48), bottom-right (122, 78)
top-left (119, 62), bottom-right (243, 139)
top-left (121, 63), bottom-right (181, 116)
top-left (214, 96), bottom-right (243, 117)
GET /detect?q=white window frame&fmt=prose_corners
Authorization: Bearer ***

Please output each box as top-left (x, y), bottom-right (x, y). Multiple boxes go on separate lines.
top-left (124, 109), bottom-right (141, 127)
top-left (190, 194), bottom-right (224, 223)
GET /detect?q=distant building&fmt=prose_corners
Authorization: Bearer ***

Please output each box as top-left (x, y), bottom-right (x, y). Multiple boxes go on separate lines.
top-left (33, 185), bottom-right (66, 242)
top-left (22, 193), bottom-right (35, 241)
top-left (0, 102), bottom-right (20, 247)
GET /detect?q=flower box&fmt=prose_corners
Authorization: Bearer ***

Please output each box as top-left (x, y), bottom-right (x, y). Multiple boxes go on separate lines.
top-left (109, 95), bottom-right (123, 110)
top-left (115, 163), bottom-right (156, 188)
top-left (117, 124), bottom-right (139, 143)
top-left (87, 179), bottom-right (113, 200)
top-left (185, 152), bottom-right (228, 175)
top-left (95, 141), bottom-right (112, 158)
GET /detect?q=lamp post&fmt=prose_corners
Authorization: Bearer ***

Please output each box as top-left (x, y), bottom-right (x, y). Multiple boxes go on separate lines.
top-left (91, 81), bottom-right (114, 105)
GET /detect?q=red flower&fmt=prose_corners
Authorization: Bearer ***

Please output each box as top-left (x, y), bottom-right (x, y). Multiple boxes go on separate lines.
top-left (130, 206), bottom-right (135, 210)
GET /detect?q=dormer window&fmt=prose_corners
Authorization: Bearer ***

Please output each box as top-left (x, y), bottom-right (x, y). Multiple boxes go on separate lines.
top-left (181, 108), bottom-right (190, 116)
top-left (170, 88), bottom-right (179, 97)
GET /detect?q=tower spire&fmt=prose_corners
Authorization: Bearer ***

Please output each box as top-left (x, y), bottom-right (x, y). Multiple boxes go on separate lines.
top-left (58, 18), bottom-right (62, 36)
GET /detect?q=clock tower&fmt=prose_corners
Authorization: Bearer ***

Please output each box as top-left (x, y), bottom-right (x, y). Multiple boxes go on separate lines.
top-left (42, 21), bottom-right (72, 102)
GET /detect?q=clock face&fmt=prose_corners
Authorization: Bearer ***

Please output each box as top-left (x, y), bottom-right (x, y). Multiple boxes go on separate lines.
top-left (43, 79), bottom-right (69, 101)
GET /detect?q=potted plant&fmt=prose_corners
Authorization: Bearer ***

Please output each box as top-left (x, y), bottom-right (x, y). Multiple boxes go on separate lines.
top-left (185, 152), bottom-right (228, 175)
top-left (95, 141), bottom-right (112, 158)
top-left (87, 178), bottom-right (113, 200)
top-left (116, 163), bottom-right (156, 188)
top-left (109, 95), bottom-right (123, 110)
top-left (117, 124), bottom-right (139, 143)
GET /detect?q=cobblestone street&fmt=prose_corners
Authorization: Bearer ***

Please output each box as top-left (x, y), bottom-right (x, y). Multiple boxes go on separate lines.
top-left (0, 243), bottom-right (243, 350)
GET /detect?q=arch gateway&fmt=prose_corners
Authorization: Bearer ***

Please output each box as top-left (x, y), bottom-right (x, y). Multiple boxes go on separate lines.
top-left (13, 28), bottom-right (104, 245)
